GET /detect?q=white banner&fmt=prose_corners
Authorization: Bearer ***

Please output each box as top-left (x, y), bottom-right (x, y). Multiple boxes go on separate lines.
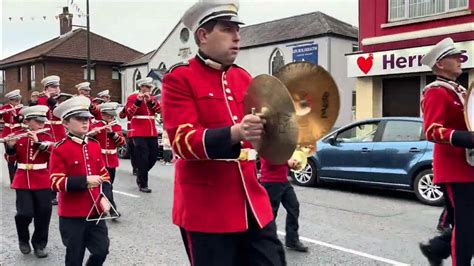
top-left (347, 41), bottom-right (473, 77)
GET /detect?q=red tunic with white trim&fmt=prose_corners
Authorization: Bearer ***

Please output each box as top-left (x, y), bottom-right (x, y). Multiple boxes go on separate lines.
top-left (91, 120), bottom-right (125, 168)
top-left (0, 104), bottom-right (22, 137)
top-left (49, 134), bottom-right (111, 218)
top-left (6, 131), bottom-right (53, 190)
top-left (124, 93), bottom-right (160, 137)
top-left (421, 78), bottom-right (474, 183)
top-left (162, 57), bottom-right (273, 233)
top-left (37, 96), bottom-right (66, 142)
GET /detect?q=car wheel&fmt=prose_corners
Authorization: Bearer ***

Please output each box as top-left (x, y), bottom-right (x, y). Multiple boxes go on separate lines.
top-left (290, 159), bottom-right (318, 187)
top-left (414, 169), bottom-right (444, 206)
top-left (117, 145), bottom-right (129, 159)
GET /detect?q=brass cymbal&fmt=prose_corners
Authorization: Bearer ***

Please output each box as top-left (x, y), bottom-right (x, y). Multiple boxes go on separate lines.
top-left (275, 62), bottom-right (340, 153)
top-left (244, 74), bottom-right (299, 164)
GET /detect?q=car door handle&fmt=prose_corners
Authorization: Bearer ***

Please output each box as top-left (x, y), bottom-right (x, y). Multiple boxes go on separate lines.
top-left (409, 148), bottom-right (421, 153)
top-left (361, 147), bottom-right (371, 153)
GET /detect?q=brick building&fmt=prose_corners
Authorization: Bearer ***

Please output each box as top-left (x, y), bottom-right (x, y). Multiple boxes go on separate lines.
top-left (0, 7), bottom-right (143, 103)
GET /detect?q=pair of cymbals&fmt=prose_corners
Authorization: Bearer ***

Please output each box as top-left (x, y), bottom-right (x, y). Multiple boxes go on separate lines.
top-left (244, 62), bottom-right (340, 164)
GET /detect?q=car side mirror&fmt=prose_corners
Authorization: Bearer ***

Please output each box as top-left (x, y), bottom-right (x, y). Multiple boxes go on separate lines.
top-left (327, 136), bottom-right (337, 145)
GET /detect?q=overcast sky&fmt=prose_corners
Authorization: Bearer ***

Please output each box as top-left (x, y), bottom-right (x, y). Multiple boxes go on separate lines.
top-left (1, 0), bottom-right (359, 60)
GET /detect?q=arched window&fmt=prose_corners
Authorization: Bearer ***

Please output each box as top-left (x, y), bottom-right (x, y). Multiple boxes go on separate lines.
top-left (269, 48), bottom-right (285, 75)
top-left (132, 69), bottom-right (142, 90)
top-left (158, 62), bottom-right (167, 71)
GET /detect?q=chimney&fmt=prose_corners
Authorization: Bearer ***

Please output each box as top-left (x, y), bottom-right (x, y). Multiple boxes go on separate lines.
top-left (59, 7), bottom-right (73, 35)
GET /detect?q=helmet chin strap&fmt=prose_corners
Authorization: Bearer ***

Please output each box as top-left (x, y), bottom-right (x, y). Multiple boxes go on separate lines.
top-left (197, 51), bottom-right (226, 70)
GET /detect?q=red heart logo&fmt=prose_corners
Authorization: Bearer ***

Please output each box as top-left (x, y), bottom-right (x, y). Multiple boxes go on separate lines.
top-left (357, 54), bottom-right (373, 74)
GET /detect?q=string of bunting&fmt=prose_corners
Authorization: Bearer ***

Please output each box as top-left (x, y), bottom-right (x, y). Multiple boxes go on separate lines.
top-left (6, 0), bottom-right (86, 22)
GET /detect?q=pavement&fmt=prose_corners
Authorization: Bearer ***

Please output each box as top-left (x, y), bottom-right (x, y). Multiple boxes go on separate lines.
top-left (1, 159), bottom-right (444, 265)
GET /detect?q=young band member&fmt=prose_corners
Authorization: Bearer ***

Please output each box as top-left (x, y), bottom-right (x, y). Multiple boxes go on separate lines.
top-left (420, 37), bottom-right (474, 266)
top-left (90, 102), bottom-right (125, 218)
top-left (5, 105), bottom-right (53, 258)
top-left (1, 89), bottom-right (23, 183)
top-left (75, 82), bottom-right (102, 121)
top-left (38, 75), bottom-right (65, 205)
top-left (124, 77), bottom-right (161, 193)
top-left (50, 96), bottom-right (112, 266)
top-left (96, 90), bottom-right (111, 103)
top-left (260, 158), bottom-right (309, 252)
top-left (162, 1), bottom-right (285, 264)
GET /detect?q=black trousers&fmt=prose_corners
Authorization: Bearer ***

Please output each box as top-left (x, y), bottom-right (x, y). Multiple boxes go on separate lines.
top-left (180, 212), bottom-right (286, 266)
top-left (261, 181), bottom-right (301, 245)
top-left (127, 137), bottom-right (137, 171)
top-left (15, 189), bottom-right (52, 250)
top-left (59, 217), bottom-right (109, 266)
top-left (8, 162), bottom-right (17, 184)
top-left (132, 137), bottom-right (158, 188)
top-left (445, 183), bottom-right (474, 266)
top-left (163, 150), bottom-right (173, 163)
top-left (426, 185), bottom-right (454, 260)
top-left (106, 167), bottom-right (117, 209)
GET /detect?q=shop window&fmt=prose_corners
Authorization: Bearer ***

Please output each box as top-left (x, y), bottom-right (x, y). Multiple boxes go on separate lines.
top-left (382, 76), bottom-right (421, 117)
top-left (133, 69), bottom-right (142, 89)
top-left (426, 72), bottom-right (469, 88)
top-left (389, 0), bottom-right (468, 21)
top-left (269, 49), bottom-right (285, 75)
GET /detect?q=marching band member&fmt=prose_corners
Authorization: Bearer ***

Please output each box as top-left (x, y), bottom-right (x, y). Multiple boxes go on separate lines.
top-left (260, 158), bottom-right (308, 252)
top-left (28, 91), bottom-right (40, 106)
top-left (96, 90), bottom-right (111, 103)
top-left (118, 106), bottom-right (138, 176)
top-left (38, 76), bottom-right (66, 143)
top-left (90, 102), bottom-right (125, 218)
top-left (124, 77), bottom-right (160, 193)
top-left (162, 1), bottom-right (285, 264)
top-left (75, 82), bottom-right (102, 121)
top-left (1, 89), bottom-right (23, 183)
top-left (50, 96), bottom-right (112, 266)
top-left (38, 75), bottom-right (65, 205)
top-left (420, 37), bottom-right (474, 266)
top-left (5, 105), bottom-right (53, 258)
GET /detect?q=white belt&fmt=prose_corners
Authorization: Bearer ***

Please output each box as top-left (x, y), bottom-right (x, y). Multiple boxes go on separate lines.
top-left (133, 115), bottom-right (155, 119)
top-left (101, 149), bottom-right (117, 155)
top-left (45, 120), bottom-right (62, 125)
top-left (17, 163), bottom-right (48, 170)
top-left (4, 123), bottom-right (21, 128)
top-left (216, 149), bottom-right (257, 162)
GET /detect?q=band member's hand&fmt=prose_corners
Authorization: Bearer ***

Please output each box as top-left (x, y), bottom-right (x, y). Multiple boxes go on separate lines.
top-left (100, 197), bottom-right (111, 214)
top-left (6, 135), bottom-right (17, 147)
top-left (144, 92), bottom-right (151, 102)
top-left (287, 159), bottom-right (300, 170)
top-left (87, 175), bottom-right (103, 187)
top-left (137, 93), bottom-right (144, 101)
top-left (27, 130), bottom-right (39, 143)
top-left (240, 114), bottom-right (265, 141)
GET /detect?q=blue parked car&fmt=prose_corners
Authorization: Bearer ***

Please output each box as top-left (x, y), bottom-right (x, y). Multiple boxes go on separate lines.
top-left (291, 117), bottom-right (443, 206)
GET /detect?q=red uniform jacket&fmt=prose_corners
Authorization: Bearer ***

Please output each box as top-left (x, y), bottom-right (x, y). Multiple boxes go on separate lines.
top-left (259, 158), bottom-right (289, 183)
top-left (162, 56), bottom-right (273, 233)
top-left (124, 93), bottom-right (160, 137)
top-left (91, 120), bottom-right (125, 168)
top-left (49, 134), bottom-right (112, 218)
top-left (421, 78), bottom-right (474, 183)
top-left (0, 104), bottom-right (22, 137)
top-left (37, 96), bottom-right (66, 142)
top-left (6, 130), bottom-right (54, 190)
top-left (88, 96), bottom-right (102, 121)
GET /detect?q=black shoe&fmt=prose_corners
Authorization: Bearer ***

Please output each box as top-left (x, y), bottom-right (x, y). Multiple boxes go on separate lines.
top-left (419, 242), bottom-right (443, 266)
top-left (133, 169), bottom-right (138, 176)
top-left (34, 248), bottom-right (48, 258)
top-left (139, 187), bottom-right (152, 193)
top-left (285, 240), bottom-right (309, 253)
top-left (19, 242), bottom-right (31, 254)
top-left (51, 198), bottom-right (58, 205)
